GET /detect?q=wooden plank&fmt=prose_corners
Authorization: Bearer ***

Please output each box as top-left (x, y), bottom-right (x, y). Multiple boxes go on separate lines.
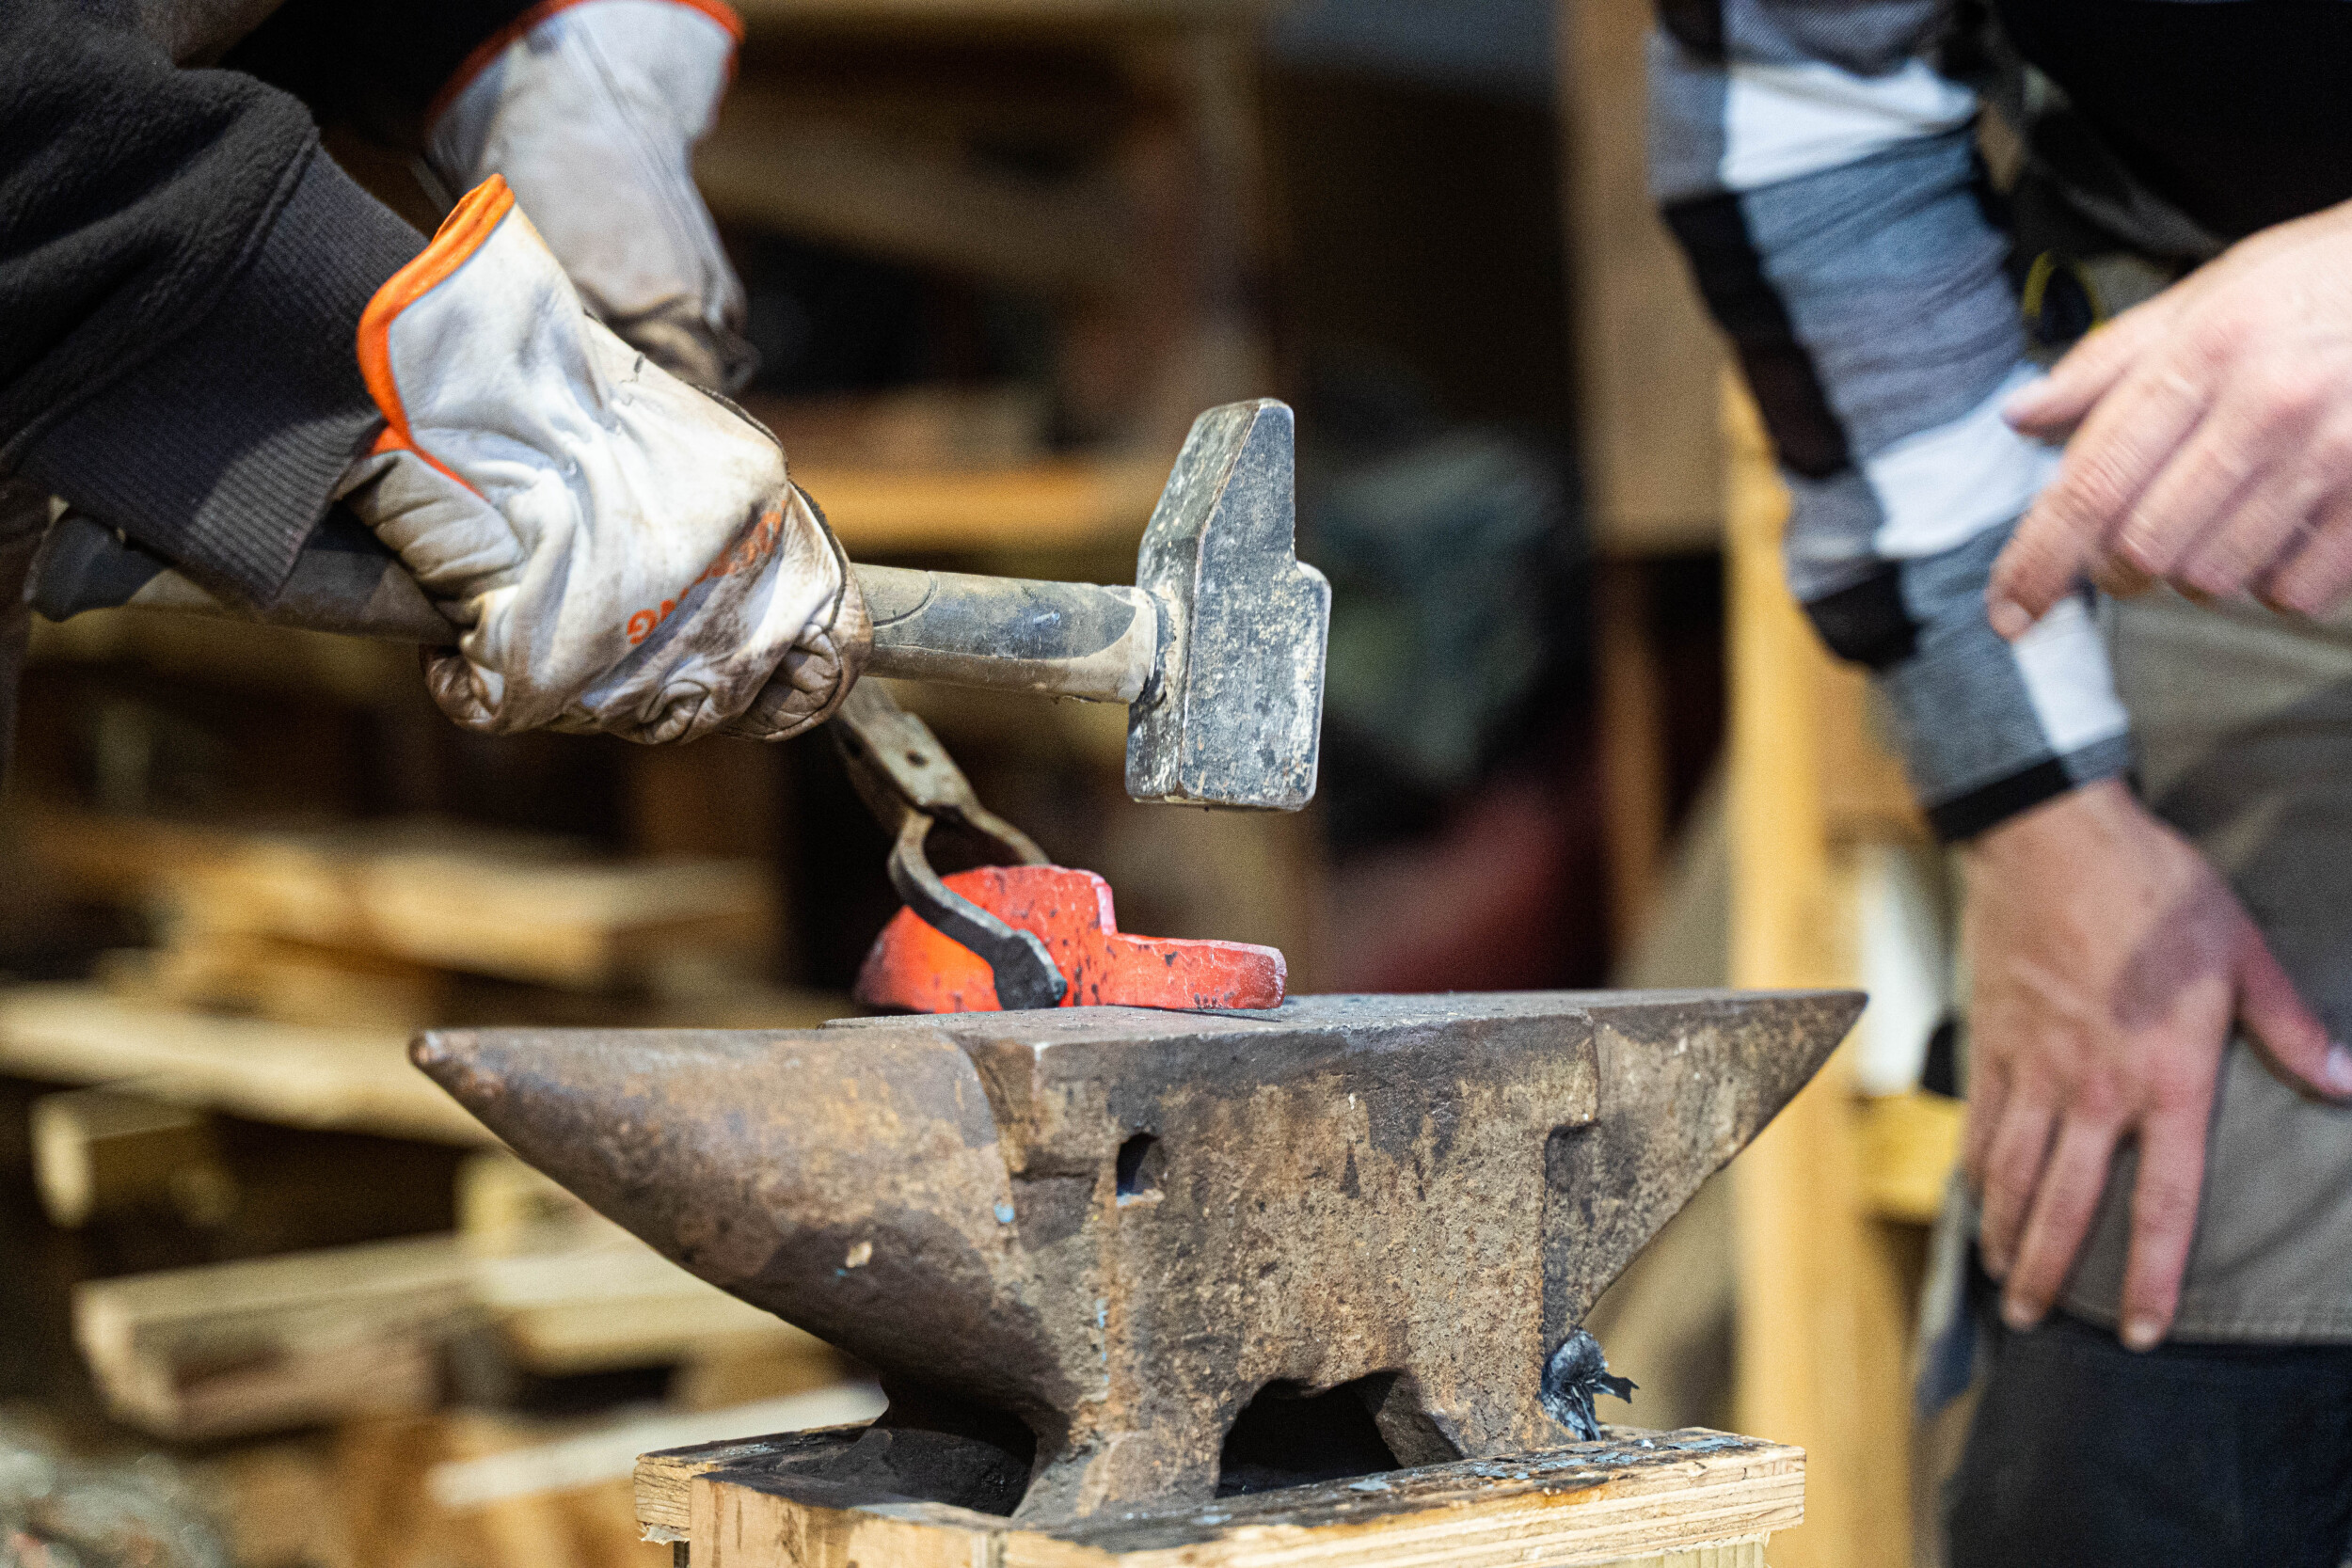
top-left (0, 982), bottom-right (486, 1144)
top-left (29, 1085), bottom-right (230, 1227)
top-left (20, 809), bottom-right (775, 990)
top-left (1557, 0), bottom-right (1726, 555)
top-left (666, 1429), bottom-right (1797, 1568)
top-left (72, 1219), bottom-right (850, 1441)
top-left (1722, 378), bottom-right (1914, 1568)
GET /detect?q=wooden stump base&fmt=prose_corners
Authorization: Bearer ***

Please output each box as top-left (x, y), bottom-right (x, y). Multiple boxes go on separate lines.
top-left (635, 1426), bottom-right (1802, 1568)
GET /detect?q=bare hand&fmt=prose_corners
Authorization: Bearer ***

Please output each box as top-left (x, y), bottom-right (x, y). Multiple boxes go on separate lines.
top-left (1963, 779), bottom-right (2352, 1349)
top-left (1989, 200), bottom-right (2352, 630)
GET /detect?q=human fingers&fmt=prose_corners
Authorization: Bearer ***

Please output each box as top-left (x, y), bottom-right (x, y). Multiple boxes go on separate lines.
top-left (1976, 1093), bottom-right (2059, 1280)
top-left (2112, 405), bottom-right (2293, 594)
top-left (1990, 356), bottom-right (2215, 637)
top-left (1961, 1051), bottom-right (2010, 1191)
top-left (2000, 1114), bottom-right (2122, 1329)
top-left (2166, 365), bottom-right (2352, 598)
top-left (2168, 472), bottom-right (2323, 603)
top-left (2003, 293), bottom-right (2185, 436)
top-left (2116, 1101), bottom-right (2212, 1351)
top-left (2263, 491), bottom-right (2352, 617)
top-left (2233, 927), bottom-right (2352, 1099)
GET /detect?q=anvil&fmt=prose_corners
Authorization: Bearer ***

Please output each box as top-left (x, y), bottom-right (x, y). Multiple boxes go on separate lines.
top-left (413, 990), bottom-right (1858, 1522)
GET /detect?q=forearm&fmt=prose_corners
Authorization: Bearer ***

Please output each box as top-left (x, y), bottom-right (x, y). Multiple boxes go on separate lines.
top-left (1650, 2), bottom-right (2129, 836)
top-left (0, 0), bottom-right (421, 599)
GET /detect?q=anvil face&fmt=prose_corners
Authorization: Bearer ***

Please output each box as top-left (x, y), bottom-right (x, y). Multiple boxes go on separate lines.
top-left (412, 990), bottom-right (1858, 1522)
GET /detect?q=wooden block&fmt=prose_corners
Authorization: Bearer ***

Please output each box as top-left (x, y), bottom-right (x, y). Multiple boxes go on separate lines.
top-left (646, 1428), bottom-right (1798, 1568)
top-left (1858, 1090), bottom-right (1965, 1227)
top-left (74, 1233), bottom-right (469, 1440)
top-left (0, 982), bottom-right (488, 1144)
top-left (30, 1085), bottom-right (231, 1228)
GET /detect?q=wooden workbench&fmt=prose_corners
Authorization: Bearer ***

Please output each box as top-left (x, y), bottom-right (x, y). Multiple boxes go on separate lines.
top-left (634, 1425), bottom-right (1803, 1568)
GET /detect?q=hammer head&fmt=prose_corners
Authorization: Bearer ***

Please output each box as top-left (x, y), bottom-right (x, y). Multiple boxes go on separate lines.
top-left (1126, 400), bottom-right (1329, 810)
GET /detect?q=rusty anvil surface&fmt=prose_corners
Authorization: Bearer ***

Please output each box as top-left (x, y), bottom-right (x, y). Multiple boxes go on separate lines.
top-left (412, 989), bottom-right (1859, 1523)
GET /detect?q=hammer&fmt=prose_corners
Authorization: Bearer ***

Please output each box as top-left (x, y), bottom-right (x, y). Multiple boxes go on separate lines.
top-left (26, 400), bottom-right (1330, 813)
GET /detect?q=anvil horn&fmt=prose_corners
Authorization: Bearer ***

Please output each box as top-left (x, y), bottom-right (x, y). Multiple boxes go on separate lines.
top-left (413, 990), bottom-right (1860, 1522)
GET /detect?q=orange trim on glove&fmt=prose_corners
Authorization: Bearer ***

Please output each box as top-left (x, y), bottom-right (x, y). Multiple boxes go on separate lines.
top-left (356, 176), bottom-right (518, 489)
top-left (424, 0), bottom-right (745, 128)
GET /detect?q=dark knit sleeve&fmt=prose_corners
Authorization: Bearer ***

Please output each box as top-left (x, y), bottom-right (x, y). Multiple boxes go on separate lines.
top-left (0, 0), bottom-right (422, 600)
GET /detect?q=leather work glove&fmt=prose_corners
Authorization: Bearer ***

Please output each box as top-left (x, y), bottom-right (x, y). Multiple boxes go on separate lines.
top-left (425, 0), bottom-right (755, 392)
top-left (336, 175), bottom-right (867, 744)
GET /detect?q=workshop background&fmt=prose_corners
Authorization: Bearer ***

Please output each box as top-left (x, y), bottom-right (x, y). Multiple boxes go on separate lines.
top-left (0, 3), bottom-right (1958, 1567)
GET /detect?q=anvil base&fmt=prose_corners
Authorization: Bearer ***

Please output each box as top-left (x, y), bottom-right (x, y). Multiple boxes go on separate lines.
top-left (633, 1423), bottom-right (1804, 1568)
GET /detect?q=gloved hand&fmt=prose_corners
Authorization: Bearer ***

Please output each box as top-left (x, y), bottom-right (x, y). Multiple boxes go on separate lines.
top-left (425, 0), bottom-right (755, 392)
top-left (336, 175), bottom-right (866, 744)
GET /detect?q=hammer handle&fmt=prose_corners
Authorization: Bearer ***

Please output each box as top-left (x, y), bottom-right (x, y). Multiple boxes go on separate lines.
top-left (31, 515), bottom-right (1160, 705)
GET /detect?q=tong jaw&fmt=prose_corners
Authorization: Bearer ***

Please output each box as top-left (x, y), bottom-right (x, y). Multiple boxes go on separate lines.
top-left (829, 681), bottom-right (1067, 1010)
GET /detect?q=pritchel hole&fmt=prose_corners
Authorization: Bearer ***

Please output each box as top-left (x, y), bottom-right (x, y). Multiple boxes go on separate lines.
top-left (1116, 1132), bottom-right (1162, 1202)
